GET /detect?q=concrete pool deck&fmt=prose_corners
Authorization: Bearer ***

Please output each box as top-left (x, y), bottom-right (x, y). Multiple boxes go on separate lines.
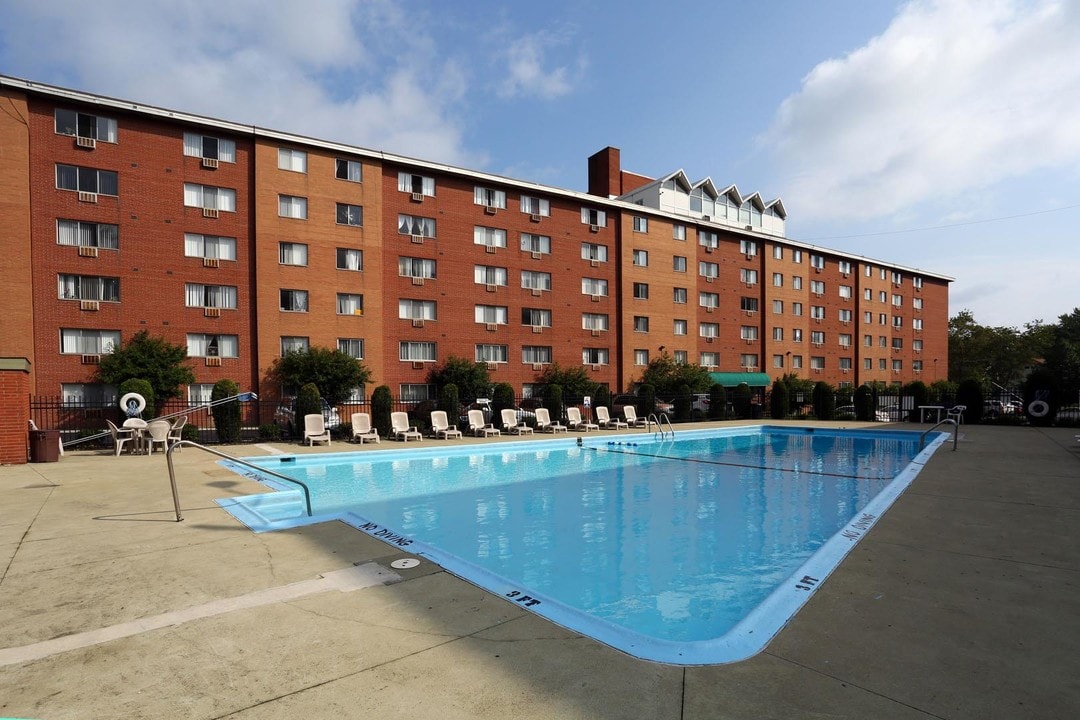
top-left (1, 422), bottom-right (1078, 719)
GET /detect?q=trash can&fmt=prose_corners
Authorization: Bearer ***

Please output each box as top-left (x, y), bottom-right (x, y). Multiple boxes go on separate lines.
top-left (29, 429), bottom-right (61, 463)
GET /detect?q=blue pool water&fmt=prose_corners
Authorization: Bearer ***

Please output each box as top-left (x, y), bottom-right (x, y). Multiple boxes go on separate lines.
top-left (219, 425), bottom-right (946, 664)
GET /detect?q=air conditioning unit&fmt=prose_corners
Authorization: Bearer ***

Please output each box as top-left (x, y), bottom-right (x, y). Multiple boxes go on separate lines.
top-left (704, 246), bottom-right (713, 254)
top-left (79, 300), bottom-right (99, 311)
top-left (412, 361), bottom-right (425, 369)
top-left (589, 224), bottom-right (599, 233)
top-left (531, 288), bottom-right (542, 297)
top-left (702, 215), bottom-right (711, 221)
top-left (841, 272), bottom-right (849, 278)
top-left (745, 253), bottom-right (754, 260)
top-left (76, 135), bottom-right (97, 149)
top-left (894, 369), bottom-right (901, 374)
top-left (529, 213), bottom-right (541, 223)
top-left (743, 310), bottom-right (755, 316)
top-left (201, 157), bottom-right (219, 169)
top-left (202, 207), bottom-right (219, 219)
top-left (410, 192), bottom-right (424, 202)
top-left (205, 356), bottom-right (222, 367)
top-left (410, 235), bottom-right (424, 244)
top-left (705, 306), bottom-right (714, 313)
top-left (412, 319), bottom-right (425, 328)
top-left (484, 244), bottom-right (496, 254)
top-left (486, 362), bottom-right (498, 370)
top-left (589, 259), bottom-right (600, 268)
top-left (745, 282), bottom-right (755, 288)
top-left (411, 276), bottom-right (424, 286)
top-left (530, 251), bottom-right (542, 260)
top-left (203, 257), bottom-right (220, 268)
top-left (80, 354), bottom-right (100, 365)
top-left (813, 368), bottom-right (822, 374)
top-left (531, 363), bottom-right (543, 371)
top-left (589, 294), bottom-right (600, 303)
top-left (743, 365), bottom-right (755, 371)
top-left (744, 338), bottom-right (754, 345)
top-left (814, 267), bottom-right (822, 273)
top-left (485, 283), bottom-right (497, 292)
top-left (842, 368), bottom-right (849, 374)
top-left (591, 364), bottom-right (601, 372)
top-left (78, 245), bottom-right (99, 258)
top-left (705, 337), bottom-right (714, 344)
top-left (204, 307), bottom-right (221, 318)
top-left (590, 329), bottom-right (601, 337)
top-left (531, 325), bottom-right (543, 334)
top-left (485, 323), bottom-right (497, 332)
top-left (706, 277), bottom-right (715, 284)
top-left (78, 191), bottom-right (98, 203)
top-left (484, 205), bottom-right (497, 215)
top-left (744, 225), bottom-right (753, 231)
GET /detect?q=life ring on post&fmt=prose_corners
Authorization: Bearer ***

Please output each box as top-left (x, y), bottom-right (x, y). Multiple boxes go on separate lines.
top-left (120, 392), bottom-right (147, 417)
top-left (1027, 400), bottom-right (1050, 418)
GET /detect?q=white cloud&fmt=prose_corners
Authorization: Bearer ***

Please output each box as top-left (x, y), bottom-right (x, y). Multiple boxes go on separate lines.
top-left (765, 0), bottom-right (1080, 221)
top-left (498, 29), bottom-right (585, 100)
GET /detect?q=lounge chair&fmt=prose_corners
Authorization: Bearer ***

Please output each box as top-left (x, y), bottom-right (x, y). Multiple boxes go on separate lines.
top-left (391, 412), bottom-right (423, 442)
top-left (534, 407), bottom-right (567, 433)
top-left (623, 406), bottom-right (647, 427)
top-left (351, 412), bottom-right (380, 444)
top-left (595, 406), bottom-right (627, 430)
top-left (566, 407), bottom-right (598, 432)
top-left (168, 415), bottom-right (187, 450)
top-left (145, 419), bottom-right (172, 454)
top-left (303, 413), bottom-right (331, 446)
top-left (501, 408), bottom-right (534, 435)
top-left (946, 405), bottom-right (966, 424)
top-left (430, 410), bottom-right (462, 440)
top-left (105, 419), bottom-right (136, 456)
top-left (468, 409), bottom-right (500, 437)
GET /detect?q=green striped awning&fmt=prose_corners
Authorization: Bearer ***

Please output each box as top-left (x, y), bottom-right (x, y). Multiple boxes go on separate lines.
top-left (708, 372), bottom-right (774, 387)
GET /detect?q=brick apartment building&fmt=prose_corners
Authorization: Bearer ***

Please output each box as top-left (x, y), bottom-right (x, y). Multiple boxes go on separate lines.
top-left (0, 75), bottom-right (951, 443)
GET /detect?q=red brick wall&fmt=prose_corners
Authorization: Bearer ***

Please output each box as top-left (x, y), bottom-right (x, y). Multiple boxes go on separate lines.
top-left (0, 362), bottom-right (31, 464)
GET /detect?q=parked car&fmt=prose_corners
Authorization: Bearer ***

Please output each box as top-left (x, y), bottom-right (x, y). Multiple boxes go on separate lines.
top-left (611, 395), bottom-right (674, 416)
top-left (984, 400), bottom-right (1022, 416)
top-left (835, 404), bottom-right (898, 422)
top-left (275, 397), bottom-right (341, 430)
top-left (691, 394), bottom-right (710, 414)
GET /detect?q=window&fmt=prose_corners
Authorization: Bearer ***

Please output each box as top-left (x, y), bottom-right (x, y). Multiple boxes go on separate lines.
top-left (583, 313), bottom-right (609, 331)
top-left (913, 276), bottom-right (924, 289)
top-left (772, 327), bottom-right (783, 341)
top-left (582, 278), bottom-right (608, 297)
top-left (521, 270), bottom-right (551, 291)
top-left (793, 328), bottom-right (803, 343)
top-left (633, 216), bottom-right (648, 232)
top-left (741, 326), bottom-right (758, 341)
top-left (336, 158), bottom-right (363, 182)
top-left (474, 226), bottom-right (507, 248)
top-left (864, 288), bottom-right (873, 301)
top-left (55, 109), bottom-right (117, 143)
top-left (279, 242), bottom-right (308, 266)
top-left (913, 339), bottom-right (924, 351)
top-left (879, 313), bottom-right (888, 325)
top-left (839, 285), bottom-right (853, 299)
top-left (893, 316), bottom-right (904, 328)
top-left (186, 384), bottom-right (213, 405)
top-left (699, 352), bottom-right (719, 368)
top-left (811, 280), bottom-right (825, 295)
top-left (699, 322), bottom-right (719, 338)
top-left (57, 220), bottom-right (118, 249)
top-left (186, 333), bottom-right (238, 358)
top-left (810, 254), bottom-right (825, 270)
top-left (398, 256), bottom-right (434, 279)
top-left (338, 248), bottom-right (364, 272)
top-left (864, 358), bottom-right (873, 370)
top-left (468, 265), bottom-right (505, 287)
top-left (740, 268), bottom-right (758, 285)
top-left (811, 356), bottom-right (825, 370)
top-left (892, 359), bottom-right (903, 372)
top-left (913, 360), bottom-right (923, 372)
top-left (476, 344), bottom-right (508, 363)
top-left (699, 231), bottom-right (719, 249)
top-left (864, 311), bottom-right (873, 323)
top-left (792, 355), bottom-right (804, 369)
top-left (279, 289), bottom-right (308, 312)
top-left (673, 224), bottom-right (686, 241)
top-left (62, 383), bottom-right (118, 404)
top-left (866, 265), bottom-right (874, 277)
top-left (474, 186), bottom-right (507, 209)
top-left (632, 249), bottom-right (648, 266)
top-left (839, 334), bottom-right (852, 347)
top-left (60, 328), bottom-right (120, 354)
top-left (400, 341), bottom-right (437, 362)
top-left (184, 233), bottom-right (236, 261)
top-left (582, 348), bottom-right (609, 365)
top-left (673, 287), bottom-right (688, 304)
top-left (741, 297), bottom-right (759, 313)
top-left (184, 132), bottom-right (235, 162)
top-left (520, 233), bottom-right (551, 255)
top-left (740, 239), bottom-right (757, 256)
top-left (772, 300), bottom-right (784, 314)
top-left (56, 164), bottom-right (118, 195)
top-left (58, 274), bottom-right (119, 302)
top-left (913, 297), bottom-right (924, 310)
top-left (277, 194), bottom-right (307, 219)
top-left (892, 294), bottom-right (903, 307)
top-left (880, 358), bottom-right (888, 369)
top-left (337, 293), bottom-right (364, 315)
top-left (278, 148), bottom-right (307, 173)
top-left (281, 336), bottom-right (309, 355)
top-left (879, 290), bottom-right (888, 302)
top-left (839, 309), bottom-right (853, 323)
top-left (633, 282), bottom-right (649, 300)
top-left (773, 245), bottom-right (783, 260)
top-left (521, 195), bottom-right (550, 217)
top-left (185, 283), bottom-right (236, 309)
top-left (699, 262), bottom-right (719, 279)
top-left (674, 350), bottom-right (688, 364)
top-left (474, 304), bottom-right (508, 325)
top-left (673, 255), bottom-right (687, 272)
top-left (891, 271), bottom-right (903, 285)
top-left (811, 305), bottom-right (825, 320)
top-left (390, 216), bottom-right (437, 242)
top-left (522, 308), bottom-right (552, 327)
top-left (581, 242), bottom-right (607, 262)
top-left (792, 302), bottom-right (803, 316)
top-left (673, 319), bottom-right (687, 335)
top-left (880, 335), bottom-right (888, 347)
top-left (773, 354), bottom-right (785, 369)
top-left (336, 204), bottom-right (363, 227)
top-left (581, 207), bottom-right (607, 227)
top-left (891, 337), bottom-right (904, 350)
top-left (864, 334), bottom-right (873, 347)
top-left (838, 260), bottom-right (852, 275)
top-left (338, 338), bottom-right (365, 359)
top-left (792, 250), bottom-right (803, 264)
top-left (773, 272), bottom-right (783, 287)
top-left (398, 172), bottom-right (435, 197)
top-left (840, 357), bottom-right (853, 370)
top-left (400, 384), bottom-right (434, 401)
top-left (792, 275), bottom-right (803, 290)
top-left (399, 299), bottom-right (437, 320)
top-left (633, 316), bottom-right (649, 333)
top-left (741, 354), bottom-right (758, 368)
top-left (913, 318), bottom-right (924, 331)
top-left (522, 345), bottom-right (552, 364)
top-left (699, 292), bottom-right (719, 309)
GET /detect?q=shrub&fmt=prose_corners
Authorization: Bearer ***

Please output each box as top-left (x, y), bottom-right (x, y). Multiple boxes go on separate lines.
top-left (210, 379), bottom-right (242, 443)
top-left (769, 380), bottom-right (789, 420)
top-left (544, 383), bottom-right (564, 425)
top-left (371, 385), bottom-right (393, 438)
top-left (1022, 367), bottom-right (1060, 427)
top-left (902, 381), bottom-right (929, 422)
top-left (181, 423), bottom-right (200, 443)
top-left (812, 381), bottom-right (835, 420)
top-left (708, 383), bottom-right (726, 420)
top-left (854, 384), bottom-right (875, 421)
top-left (593, 385), bottom-right (611, 413)
top-left (258, 423), bottom-right (282, 441)
top-left (118, 378), bottom-right (155, 420)
top-left (438, 383), bottom-right (461, 428)
top-left (956, 379), bottom-right (985, 424)
top-left (492, 383), bottom-right (516, 418)
top-left (673, 383), bottom-right (692, 422)
top-left (638, 383), bottom-right (657, 415)
top-left (732, 383), bottom-right (752, 419)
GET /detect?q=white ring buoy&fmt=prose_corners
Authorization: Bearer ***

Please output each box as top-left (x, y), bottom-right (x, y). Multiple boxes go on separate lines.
top-left (1028, 400), bottom-right (1049, 418)
top-left (120, 392), bottom-right (147, 415)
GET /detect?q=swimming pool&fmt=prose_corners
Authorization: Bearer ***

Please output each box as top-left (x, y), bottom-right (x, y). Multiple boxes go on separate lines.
top-left (219, 425), bottom-right (947, 664)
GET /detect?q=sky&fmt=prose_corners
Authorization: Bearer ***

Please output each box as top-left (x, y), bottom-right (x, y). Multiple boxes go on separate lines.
top-left (2, 0), bottom-right (1077, 330)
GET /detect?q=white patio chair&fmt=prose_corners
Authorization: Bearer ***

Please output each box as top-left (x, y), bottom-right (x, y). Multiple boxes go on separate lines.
top-left (168, 415), bottom-right (187, 450)
top-left (623, 406), bottom-right (647, 427)
top-left (303, 413), bottom-right (331, 446)
top-left (145, 420), bottom-right (172, 454)
top-left (430, 410), bottom-right (462, 440)
top-left (534, 407), bottom-right (567, 433)
top-left (468, 409), bottom-right (500, 437)
top-left (566, 407), bottom-right (598, 432)
top-left (391, 412), bottom-right (423, 442)
top-left (105, 419), bottom-right (135, 456)
top-left (500, 408), bottom-right (534, 435)
top-left (595, 406), bottom-right (627, 430)
top-left (351, 412), bottom-right (380, 444)
top-left (946, 405), bottom-right (966, 425)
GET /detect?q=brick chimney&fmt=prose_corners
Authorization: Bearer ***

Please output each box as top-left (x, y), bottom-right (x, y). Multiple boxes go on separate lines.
top-left (587, 147), bottom-right (621, 198)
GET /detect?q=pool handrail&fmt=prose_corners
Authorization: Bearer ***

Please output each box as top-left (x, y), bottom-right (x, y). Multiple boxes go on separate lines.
top-left (920, 418), bottom-right (958, 451)
top-left (164, 440), bottom-right (313, 522)
top-left (646, 412), bottom-right (675, 440)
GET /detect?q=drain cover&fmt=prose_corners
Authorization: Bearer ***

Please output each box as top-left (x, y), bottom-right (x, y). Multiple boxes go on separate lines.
top-left (390, 558), bottom-right (420, 569)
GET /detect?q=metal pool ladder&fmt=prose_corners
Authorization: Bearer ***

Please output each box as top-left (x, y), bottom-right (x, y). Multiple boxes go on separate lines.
top-left (920, 418), bottom-right (958, 451)
top-left (646, 412), bottom-right (675, 440)
top-left (164, 440), bottom-right (313, 522)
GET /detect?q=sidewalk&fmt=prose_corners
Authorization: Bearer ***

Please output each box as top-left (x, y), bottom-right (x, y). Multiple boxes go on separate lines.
top-left (1, 423), bottom-right (1078, 719)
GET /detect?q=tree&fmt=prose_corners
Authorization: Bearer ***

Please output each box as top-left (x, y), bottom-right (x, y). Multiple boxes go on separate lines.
top-left (492, 382), bottom-right (515, 417)
top-left (371, 385), bottom-right (393, 438)
top-left (535, 363), bottom-right (598, 400)
top-left (638, 353), bottom-right (712, 395)
top-left (269, 347), bottom-right (370, 406)
top-left (211, 379), bottom-right (242, 443)
top-left (948, 310), bottom-right (1042, 387)
top-left (854, 384), bottom-right (874, 421)
top-left (96, 330), bottom-right (195, 402)
top-left (708, 383), bottom-right (726, 420)
top-left (1043, 308), bottom-right (1080, 398)
top-left (428, 356), bottom-right (491, 403)
top-left (437, 383), bottom-right (460, 426)
top-left (769, 380), bottom-right (788, 420)
top-left (812, 381), bottom-right (835, 420)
